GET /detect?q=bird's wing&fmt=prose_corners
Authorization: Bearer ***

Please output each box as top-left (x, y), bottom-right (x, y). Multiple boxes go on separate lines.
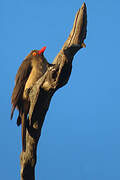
top-left (11, 58), bottom-right (32, 119)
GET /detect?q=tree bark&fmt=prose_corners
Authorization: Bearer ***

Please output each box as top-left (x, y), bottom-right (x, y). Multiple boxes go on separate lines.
top-left (20, 3), bottom-right (87, 180)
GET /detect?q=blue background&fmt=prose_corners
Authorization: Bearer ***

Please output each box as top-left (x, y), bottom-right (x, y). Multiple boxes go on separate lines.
top-left (0, 0), bottom-right (120, 179)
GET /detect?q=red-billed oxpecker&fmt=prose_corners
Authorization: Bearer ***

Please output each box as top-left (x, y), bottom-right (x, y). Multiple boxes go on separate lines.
top-left (11, 46), bottom-right (52, 151)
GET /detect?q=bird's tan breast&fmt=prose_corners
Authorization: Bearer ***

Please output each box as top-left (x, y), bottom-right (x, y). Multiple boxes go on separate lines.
top-left (23, 59), bottom-right (46, 99)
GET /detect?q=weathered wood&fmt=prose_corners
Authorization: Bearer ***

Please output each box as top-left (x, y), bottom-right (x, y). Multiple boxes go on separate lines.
top-left (20, 3), bottom-right (87, 180)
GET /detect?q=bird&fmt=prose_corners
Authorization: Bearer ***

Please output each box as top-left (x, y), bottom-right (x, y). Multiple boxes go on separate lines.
top-left (11, 46), bottom-right (51, 152)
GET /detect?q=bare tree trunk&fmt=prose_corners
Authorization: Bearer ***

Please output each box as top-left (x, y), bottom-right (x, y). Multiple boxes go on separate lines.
top-left (20, 3), bottom-right (87, 180)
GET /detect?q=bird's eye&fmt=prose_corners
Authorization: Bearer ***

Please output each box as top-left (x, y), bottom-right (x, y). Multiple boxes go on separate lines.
top-left (32, 52), bottom-right (37, 56)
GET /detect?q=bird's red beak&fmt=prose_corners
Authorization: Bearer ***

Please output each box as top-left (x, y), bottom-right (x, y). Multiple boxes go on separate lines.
top-left (38, 46), bottom-right (46, 55)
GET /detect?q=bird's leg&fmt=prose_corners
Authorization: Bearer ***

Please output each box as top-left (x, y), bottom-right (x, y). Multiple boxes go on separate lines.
top-left (24, 87), bottom-right (32, 98)
top-left (17, 113), bottom-right (21, 126)
top-left (24, 87), bottom-right (34, 127)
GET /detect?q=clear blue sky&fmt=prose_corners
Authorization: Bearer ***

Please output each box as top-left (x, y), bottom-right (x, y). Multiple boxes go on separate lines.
top-left (0, 0), bottom-right (120, 179)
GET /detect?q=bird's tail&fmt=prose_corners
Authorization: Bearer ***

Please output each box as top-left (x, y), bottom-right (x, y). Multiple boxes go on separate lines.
top-left (21, 113), bottom-right (26, 152)
top-left (10, 105), bottom-right (15, 120)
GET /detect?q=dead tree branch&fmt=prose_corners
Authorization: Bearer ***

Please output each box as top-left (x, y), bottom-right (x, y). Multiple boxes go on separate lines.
top-left (20, 3), bottom-right (87, 180)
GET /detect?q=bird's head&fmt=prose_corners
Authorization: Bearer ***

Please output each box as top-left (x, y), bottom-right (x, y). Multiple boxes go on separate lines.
top-left (24, 46), bottom-right (48, 65)
top-left (30, 46), bottom-right (47, 58)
